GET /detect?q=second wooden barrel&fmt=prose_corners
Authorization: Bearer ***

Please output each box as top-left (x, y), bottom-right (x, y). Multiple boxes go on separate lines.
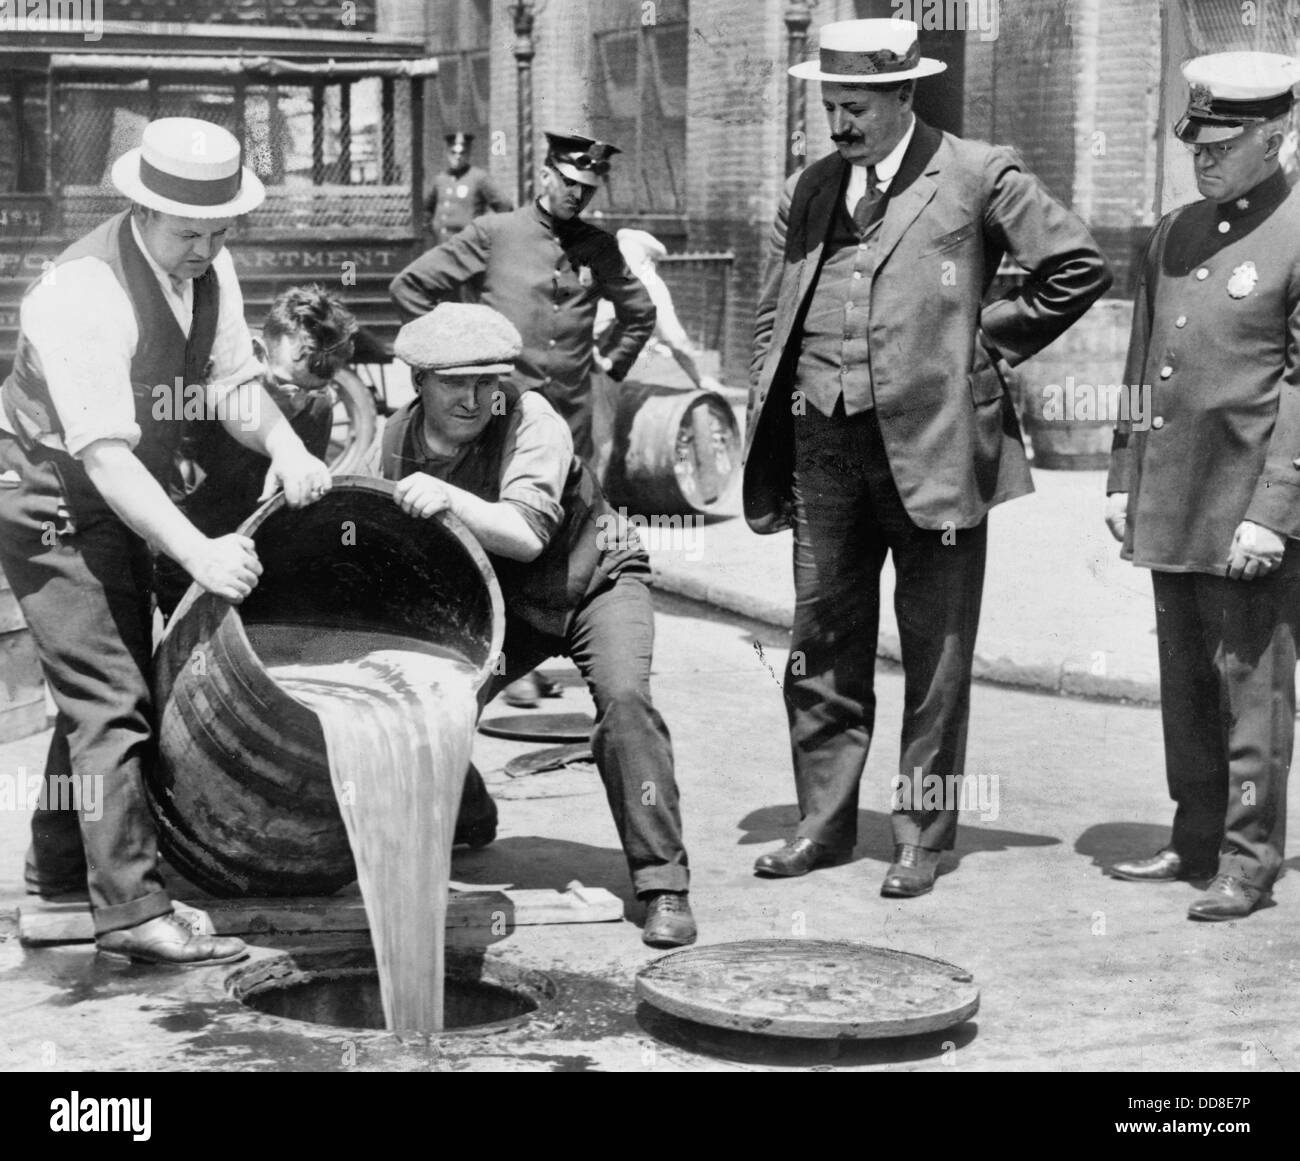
top-left (599, 382), bottom-right (741, 516)
top-left (149, 477), bottom-right (503, 898)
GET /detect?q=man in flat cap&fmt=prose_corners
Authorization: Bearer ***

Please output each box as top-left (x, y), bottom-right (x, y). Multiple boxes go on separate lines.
top-left (0, 117), bottom-right (332, 966)
top-left (746, 19), bottom-right (1111, 895)
top-left (391, 130), bottom-right (656, 465)
top-left (424, 132), bottom-right (512, 247)
top-left (369, 302), bottom-right (695, 948)
top-left (1106, 52), bottom-right (1300, 920)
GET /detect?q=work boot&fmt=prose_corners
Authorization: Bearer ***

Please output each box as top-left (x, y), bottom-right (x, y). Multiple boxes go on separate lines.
top-left (641, 891), bottom-right (697, 948)
top-left (504, 673), bottom-right (541, 708)
top-left (97, 912), bottom-right (248, 967)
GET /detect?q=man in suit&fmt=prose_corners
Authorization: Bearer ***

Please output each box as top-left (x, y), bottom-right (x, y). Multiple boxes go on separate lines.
top-left (424, 133), bottom-right (513, 246)
top-left (746, 19), bottom-right (1112, 895)
top-left (1106, 53), bottom-right (1300, 921)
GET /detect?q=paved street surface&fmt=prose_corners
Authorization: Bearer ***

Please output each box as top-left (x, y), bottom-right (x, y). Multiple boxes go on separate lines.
top-left (649, 465), bottom-right (1163, 703)
top-left (2, 591), bottom-right (1297, 1073)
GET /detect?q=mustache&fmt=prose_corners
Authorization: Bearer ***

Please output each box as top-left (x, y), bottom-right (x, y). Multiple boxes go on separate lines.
top-left (831, 132), bottom-right (864, 145)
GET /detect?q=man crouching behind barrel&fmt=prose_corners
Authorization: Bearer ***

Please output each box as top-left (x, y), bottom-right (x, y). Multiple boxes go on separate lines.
top-left (0, 118), bottom-right (333, 966)
top-left (369, 302), bottom-right (696, 948)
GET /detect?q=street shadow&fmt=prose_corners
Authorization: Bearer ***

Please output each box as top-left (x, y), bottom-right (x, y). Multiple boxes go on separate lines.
top-left (1075, 822), bottom-right (1171, 873)
top-left (450, 835), bottom-right (638, 914)
top-left (738, 805), bottom-right (1059, 871)
top-left (1080, 823), bottom-right (1300, 885)
top-left (636, 1003), bottom-right (979, 1068)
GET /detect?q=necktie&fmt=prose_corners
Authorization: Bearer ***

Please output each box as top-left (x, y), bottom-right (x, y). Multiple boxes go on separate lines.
top-left (852, 165), bottom-right (883, 233)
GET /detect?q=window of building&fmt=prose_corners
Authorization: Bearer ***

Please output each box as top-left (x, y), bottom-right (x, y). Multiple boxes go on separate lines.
top-left (428, 0), bottom-right (492, 177)
top-left (589, 0), bottom-right (689, 217)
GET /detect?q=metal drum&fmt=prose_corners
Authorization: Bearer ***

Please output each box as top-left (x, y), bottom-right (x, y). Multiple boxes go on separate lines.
top-left (149, 477), bottom-right (503, 898)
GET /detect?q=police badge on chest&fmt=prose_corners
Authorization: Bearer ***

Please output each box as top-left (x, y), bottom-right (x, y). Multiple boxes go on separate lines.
top-left (1227, 261), bottom-right (1258, 299)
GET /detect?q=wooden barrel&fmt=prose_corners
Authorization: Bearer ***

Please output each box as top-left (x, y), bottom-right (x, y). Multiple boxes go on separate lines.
top-left (1016, 299), bottom-right (1133, 470)
top-left (599, 382), bottom-right (741, 516)
top-left (148, 477), bottom-right (503, 898)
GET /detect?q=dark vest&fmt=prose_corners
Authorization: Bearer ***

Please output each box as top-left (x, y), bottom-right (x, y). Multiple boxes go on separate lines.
top-left (1, 211), bottom-right (220, 515)
top-left (380, 390), bottom-right (648, 637)
top-left (796, 182), bottom-right (887, 417)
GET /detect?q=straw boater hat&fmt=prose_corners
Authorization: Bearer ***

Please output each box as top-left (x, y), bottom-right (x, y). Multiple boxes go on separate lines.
top-left (395, 303), bottom-right (522, 376)
top-left (790, 18), bottom-right (947, 83)
top-left (111, 117), bottom-right (265, 218)
top-left (1174, 52), bottom-right (1300, 144)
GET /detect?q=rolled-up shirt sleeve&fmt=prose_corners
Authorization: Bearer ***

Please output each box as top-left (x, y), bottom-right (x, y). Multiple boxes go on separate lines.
top-left (20, 256), bottom-right (141, 457)
top-left (498, 393), bottom-right (570, 546)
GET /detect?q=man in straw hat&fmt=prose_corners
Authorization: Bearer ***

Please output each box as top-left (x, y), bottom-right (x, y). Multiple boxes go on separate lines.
top-left (1106, 52), bottom-right (1300, 920)
top-left (746, 19), bottom-right (1112, 894)
top-left (372, 302), bottom-right (695, 948)
top-left (0, 117), bottom-right (332, 965)
top-left (424, 132), bottom-right (512, 246)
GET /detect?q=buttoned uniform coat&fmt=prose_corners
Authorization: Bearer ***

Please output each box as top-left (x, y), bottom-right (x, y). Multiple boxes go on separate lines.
top-left (1107, 169), bottom-right (1300, 571)
top-left (424, 164), bottom-right (513, 245)
top-left (390, 202), bottom-right (655, 459)
top-left (744, 119), bottom-right (1113, 534)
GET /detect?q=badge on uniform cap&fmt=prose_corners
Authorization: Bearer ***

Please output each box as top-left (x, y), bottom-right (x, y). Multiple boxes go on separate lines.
top-left (578, 265), bottom-right (593, 288)
top-left (1228, 261), bottom-right (1258, 299)
top-left (1189, 82), bottom-right (1215, 114)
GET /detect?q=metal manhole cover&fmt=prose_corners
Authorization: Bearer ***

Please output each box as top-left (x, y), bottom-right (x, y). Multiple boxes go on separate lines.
top-left (478, 713), bottom-right (593, 742)
top-left (636, 940), bottom-right (979, 1039)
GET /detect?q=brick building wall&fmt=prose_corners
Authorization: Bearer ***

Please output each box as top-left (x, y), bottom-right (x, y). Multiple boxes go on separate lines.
top-left (413, 0), bottom-right (1163, 382)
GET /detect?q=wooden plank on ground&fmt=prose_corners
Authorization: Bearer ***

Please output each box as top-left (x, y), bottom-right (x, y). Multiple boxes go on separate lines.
top-left (18, 881), bottom-right (623, 945)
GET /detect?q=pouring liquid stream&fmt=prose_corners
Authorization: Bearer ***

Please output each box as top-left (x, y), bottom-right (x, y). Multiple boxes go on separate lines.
top-left (245, 624), bottom-right (478, 1033)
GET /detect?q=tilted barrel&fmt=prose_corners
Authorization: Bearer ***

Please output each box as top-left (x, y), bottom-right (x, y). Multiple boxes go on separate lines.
top-left (149, 477), bottom-right (503, 898)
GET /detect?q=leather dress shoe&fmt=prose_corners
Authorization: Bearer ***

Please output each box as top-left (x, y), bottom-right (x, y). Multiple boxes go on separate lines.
top-left (1109, 848), bottom-right (1215, 883)
top-left (97, 912), bottom-right (248, 967)
top-left (753, 837), bottom-right (850, 878)
top-left (641, 891), bottom-right (697, 948)
top-left (880, 844), bottom-right (941, 898)
top-left (1187, 874), bottom-right (1267, 922)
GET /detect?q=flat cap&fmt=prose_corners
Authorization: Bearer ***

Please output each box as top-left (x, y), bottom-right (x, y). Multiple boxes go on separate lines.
top-left (394, 303), bottom-right (522, 375)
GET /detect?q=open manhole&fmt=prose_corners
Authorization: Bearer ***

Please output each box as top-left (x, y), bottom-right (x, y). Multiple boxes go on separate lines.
top-left (229, 947), bottom-right (556, 1036)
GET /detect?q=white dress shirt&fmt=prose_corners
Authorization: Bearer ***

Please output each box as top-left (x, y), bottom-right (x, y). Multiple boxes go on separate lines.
top-left (3, 217), bottom-right (261, 458)
top-left (845, 115), bottom-right (917, 215)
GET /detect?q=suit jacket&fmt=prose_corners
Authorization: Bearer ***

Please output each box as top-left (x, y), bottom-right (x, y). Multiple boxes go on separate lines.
top-left (744, 119), bottom-right (1113, 533)
top-left (1107, 169), bottom-right (1300, 574)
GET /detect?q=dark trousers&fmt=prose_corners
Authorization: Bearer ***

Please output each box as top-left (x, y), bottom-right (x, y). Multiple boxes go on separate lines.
top-left (459, 575), bottom-right (689, 896)
top-left (1152, 559), bottom-right (1299, 888)
top-left (0, 436), bottom-right (172, 934)
top-left (784, 402), bottom-right (988, 852)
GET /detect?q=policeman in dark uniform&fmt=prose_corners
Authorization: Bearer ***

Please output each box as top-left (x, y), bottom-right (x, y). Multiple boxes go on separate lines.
top-left (1107, 53), bottom-right (1300, 920)
top-left (423, 132), bottom-right (513, 246)
top-left (391, 130), bottom-right (656, 464)
top-left (374, 302), bottom-right (695, 948)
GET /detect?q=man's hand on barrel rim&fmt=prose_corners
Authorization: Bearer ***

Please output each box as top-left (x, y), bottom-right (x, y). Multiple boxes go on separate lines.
top-left (264, 449), bottom-right (333, 508)
top-left (394, 473), bottom-right (453, 519)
